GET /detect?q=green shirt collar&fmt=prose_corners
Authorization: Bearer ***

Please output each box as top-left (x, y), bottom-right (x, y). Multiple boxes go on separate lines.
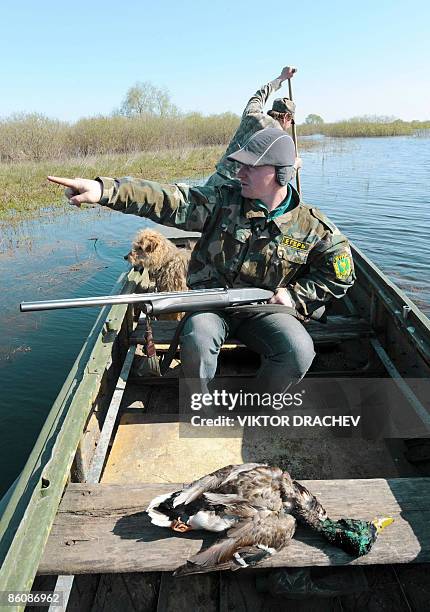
top-left (254, 184), bottom-right (293, 220)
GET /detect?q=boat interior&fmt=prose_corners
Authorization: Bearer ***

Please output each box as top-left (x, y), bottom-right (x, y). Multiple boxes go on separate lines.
top-left (26, 230), bottom-right (430, 610)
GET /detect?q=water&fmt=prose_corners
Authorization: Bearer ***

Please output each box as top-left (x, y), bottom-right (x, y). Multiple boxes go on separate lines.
top-left (0, 136), bottom-right (429, 497)
top-left (0, 207), bottom-right (150, 497)
top-left (300, 135), bottom-right (430, 311)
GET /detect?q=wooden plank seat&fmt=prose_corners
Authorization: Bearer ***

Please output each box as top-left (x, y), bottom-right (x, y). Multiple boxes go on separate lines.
top-left (130, 315), bottom-right (373, 350)
top-left (39, 478), bottom-right (430, 574)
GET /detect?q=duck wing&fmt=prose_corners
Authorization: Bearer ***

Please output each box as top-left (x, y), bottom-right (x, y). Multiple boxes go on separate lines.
top-left (147, 463), bottom-right (264, 528)
top-left (172, 463), bottom-right (264, 508)
top-left (174, 512), bottom-right (296, 575)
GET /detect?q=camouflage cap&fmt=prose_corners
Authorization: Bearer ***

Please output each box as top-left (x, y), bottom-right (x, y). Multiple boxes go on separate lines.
top-left (227, 128), bottom-right (296, 167)
top-left (271, 97), bottom-right (296, 115)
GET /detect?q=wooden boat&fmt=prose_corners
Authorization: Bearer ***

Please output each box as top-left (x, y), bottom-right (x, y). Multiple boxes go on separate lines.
top-left (1, 227), bottom-right (430, 610)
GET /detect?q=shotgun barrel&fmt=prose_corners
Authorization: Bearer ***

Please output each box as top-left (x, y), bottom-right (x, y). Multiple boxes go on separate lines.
top-left (20, 287), bottom-right (274, 315)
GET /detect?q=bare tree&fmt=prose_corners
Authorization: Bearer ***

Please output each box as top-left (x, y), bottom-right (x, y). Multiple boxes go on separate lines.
top-left (119, 81), bottom-right (178, 117)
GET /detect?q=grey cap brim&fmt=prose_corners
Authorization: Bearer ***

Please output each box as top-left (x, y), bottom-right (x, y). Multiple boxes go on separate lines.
top-left (227, 149), bottom-right (261, 165)
top-left (227, 128), bottom-right (296, 167)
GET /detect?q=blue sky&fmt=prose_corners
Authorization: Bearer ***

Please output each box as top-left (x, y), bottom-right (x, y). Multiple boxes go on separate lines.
top-left (1, 0), bottom-right (429, 123)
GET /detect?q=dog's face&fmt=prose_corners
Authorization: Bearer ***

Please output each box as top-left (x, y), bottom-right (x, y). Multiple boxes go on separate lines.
top-left (126, 229), bottom-right (172, 272)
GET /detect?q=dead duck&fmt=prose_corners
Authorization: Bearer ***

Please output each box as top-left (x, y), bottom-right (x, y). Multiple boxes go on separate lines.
top-left (147, 463), bottom-right (393, 574)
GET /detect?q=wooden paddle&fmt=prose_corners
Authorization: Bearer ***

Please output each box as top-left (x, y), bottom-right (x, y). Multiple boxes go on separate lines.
top-left (288, 77), bottom-right (301, 195)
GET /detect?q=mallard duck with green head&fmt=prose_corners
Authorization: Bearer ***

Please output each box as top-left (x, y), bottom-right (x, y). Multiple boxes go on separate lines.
top-left (147, 463), bottom-right (393, 574)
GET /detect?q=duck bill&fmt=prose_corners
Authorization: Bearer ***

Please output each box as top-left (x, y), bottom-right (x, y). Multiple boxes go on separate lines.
top-left (171, 519), bottom-right (192, 533)
top-left (372, 516), bottom-right (394, 533)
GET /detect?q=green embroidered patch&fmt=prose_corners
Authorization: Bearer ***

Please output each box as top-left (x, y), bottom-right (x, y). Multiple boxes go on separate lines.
top-left (333, 253), bottom-right (352, 279)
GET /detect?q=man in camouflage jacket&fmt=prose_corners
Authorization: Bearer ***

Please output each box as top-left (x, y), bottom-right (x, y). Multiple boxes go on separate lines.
top-left (206, 65), bottom-right (299, 186)
top-left (48, 129), bottom-right (354, 395)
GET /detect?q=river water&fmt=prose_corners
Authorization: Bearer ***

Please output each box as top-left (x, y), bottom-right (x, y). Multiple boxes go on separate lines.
top-left (0, 135), bottom-right (429, 497)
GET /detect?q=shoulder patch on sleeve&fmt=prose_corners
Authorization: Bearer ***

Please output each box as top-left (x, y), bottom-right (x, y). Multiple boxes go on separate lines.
top-left (310, 207), bottom-right (337, 233)
top-left (333, 252), bottom-right (353, 279)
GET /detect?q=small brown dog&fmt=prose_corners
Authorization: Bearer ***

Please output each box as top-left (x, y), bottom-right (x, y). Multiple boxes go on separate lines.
top-left (127, 228), bottom-right (190, 320)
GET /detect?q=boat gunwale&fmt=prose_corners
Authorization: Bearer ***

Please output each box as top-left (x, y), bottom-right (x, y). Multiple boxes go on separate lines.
top-left (351, 242), bottom-right (430, 363)
top-left (0, 270), bottom-right (139, 597)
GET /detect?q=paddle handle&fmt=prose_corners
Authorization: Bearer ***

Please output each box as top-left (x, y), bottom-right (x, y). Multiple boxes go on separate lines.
top-left (288, 78), bottom-right (301, 195)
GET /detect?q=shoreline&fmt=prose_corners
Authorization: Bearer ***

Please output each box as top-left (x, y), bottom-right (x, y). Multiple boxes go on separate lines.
top-left (0, 140), bottom-right (319, 222)
top-left (0, 145), bottom-right (224, 221)
top-left (2, 128), bottom-right (427, 222)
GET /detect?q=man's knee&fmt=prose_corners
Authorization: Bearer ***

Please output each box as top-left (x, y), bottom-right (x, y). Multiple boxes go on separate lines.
top-left (179, 312), bottom-right (228, 381)
top-left (289, 332), bottom-right (315, 376)
top-left (180, 312), bottom-right (226, 355)
top-left (268, 322), bottom-right (315, 377)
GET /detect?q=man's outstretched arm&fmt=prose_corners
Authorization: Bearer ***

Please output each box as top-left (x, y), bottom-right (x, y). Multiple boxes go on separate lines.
top-left (242, 65), bottom-right (296, 117)
top-left (47, 175), bottom-right (220, 232)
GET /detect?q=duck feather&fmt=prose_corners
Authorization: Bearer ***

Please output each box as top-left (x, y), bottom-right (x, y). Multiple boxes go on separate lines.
top-left (173, 463), bottom-right (263, 508)
top-left (203, 492), bottom-right (247, 505)
top-left (175, 513), bottom-right (296, 575)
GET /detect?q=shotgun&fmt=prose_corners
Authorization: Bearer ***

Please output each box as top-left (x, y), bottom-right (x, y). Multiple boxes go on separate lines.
top-left (20, 287), bottom-right (274, 315)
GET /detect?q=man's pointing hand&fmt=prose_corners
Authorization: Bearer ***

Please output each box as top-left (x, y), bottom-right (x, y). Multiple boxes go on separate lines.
top-left (47, 176), bottom-right (102, 207)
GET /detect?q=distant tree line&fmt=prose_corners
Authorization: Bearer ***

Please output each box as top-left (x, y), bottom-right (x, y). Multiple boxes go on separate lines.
top-left (0, 82), bottom-right (429, 162)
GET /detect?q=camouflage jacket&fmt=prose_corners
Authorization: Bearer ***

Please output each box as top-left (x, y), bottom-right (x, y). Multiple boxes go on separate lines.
top-left (98, 177), bottom-right (355, 321)
top-left (215, 78), bottom-right (283, 180)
